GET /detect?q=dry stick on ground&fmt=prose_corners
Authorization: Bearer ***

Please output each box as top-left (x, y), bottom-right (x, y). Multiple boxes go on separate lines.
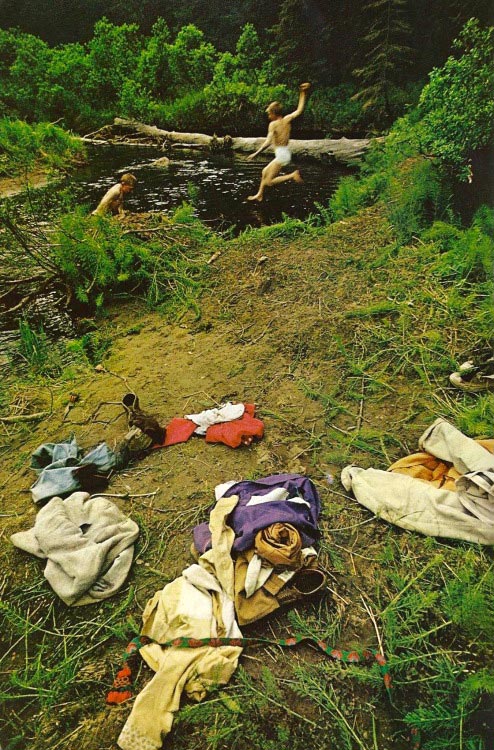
top-left (95, 366), bottom-right (135, 394)
top-left (91, 489), bottom-right (160, 501)
top-left (69, 400), bottom-right (128, 426)
top-left (356, 375), bottom-right (366, 432)
top-left (247, 318), bottom-right (276, 345)
top-left (0, 411), bottom-right (49, 423)
top-left (359, 594), bottom-right (384, 655)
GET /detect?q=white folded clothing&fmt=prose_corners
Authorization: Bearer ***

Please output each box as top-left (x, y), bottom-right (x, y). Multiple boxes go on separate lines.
top-left (185, 402), bottom-right (245, 435)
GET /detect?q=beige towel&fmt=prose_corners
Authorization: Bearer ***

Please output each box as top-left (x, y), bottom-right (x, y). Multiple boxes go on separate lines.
top-left (10, 491), bottom-right (139, 605)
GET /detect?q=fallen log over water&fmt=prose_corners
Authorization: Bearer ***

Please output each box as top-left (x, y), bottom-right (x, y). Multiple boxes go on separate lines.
top-left (81, 118), bottom-right (375, 164)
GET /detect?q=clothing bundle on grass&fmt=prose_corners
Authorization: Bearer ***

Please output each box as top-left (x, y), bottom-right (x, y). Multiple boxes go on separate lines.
top-left (160, 402), bottom-right (264, 449)
top-left (30, 434), bottom-right (125, 503)
top-left (115, 477), bottom-right (324, 749)
top-left (116, 495), bottom-right (242, 750)
top-left (10, 491), bottom-right (139, 605)
top-left (341, 418), bottom-right (494, 544)
top-left (193, 473), bottom-right (320, 554)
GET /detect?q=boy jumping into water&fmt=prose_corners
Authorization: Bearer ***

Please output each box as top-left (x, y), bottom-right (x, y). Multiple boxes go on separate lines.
top-left (92, 173), bottom-right (137, 216)
top-left (247, 82), bottom-right (311, 202)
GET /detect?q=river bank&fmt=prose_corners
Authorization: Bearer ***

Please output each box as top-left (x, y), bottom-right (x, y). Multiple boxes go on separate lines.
top-left (0, 169), bottom-right (55, 198)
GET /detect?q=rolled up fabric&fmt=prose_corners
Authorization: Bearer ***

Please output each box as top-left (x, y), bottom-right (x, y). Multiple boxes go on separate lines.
top-left (254, 523), bottom-right (302, 569)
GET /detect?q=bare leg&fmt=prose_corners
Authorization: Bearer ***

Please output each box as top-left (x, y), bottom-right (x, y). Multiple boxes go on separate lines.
top-left (270, 169), bottom-right (303, 186)
top-left (247, 159), bottom-right (282, 201)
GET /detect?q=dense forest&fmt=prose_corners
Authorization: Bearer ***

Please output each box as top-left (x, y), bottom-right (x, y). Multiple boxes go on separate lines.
top-left (1, 0), bottom-right (493, 136)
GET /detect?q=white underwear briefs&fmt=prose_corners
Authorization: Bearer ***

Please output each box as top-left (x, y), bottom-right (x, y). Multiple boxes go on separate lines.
top-left (274, 146), bottom-right (292, 166)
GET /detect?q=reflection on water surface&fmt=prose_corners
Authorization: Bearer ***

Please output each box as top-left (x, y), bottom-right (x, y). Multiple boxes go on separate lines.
top-left (74, 145), bottom-right (352, 231)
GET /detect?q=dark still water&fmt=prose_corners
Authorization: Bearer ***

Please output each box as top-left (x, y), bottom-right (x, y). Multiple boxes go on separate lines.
top-left (74, 145), bottom-right (352, 232)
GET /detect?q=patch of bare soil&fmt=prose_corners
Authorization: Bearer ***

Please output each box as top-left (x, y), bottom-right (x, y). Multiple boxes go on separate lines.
top-left (0, 169), bottom-right (55, 198)
top-left (1, 206), bottom-right (426, 749)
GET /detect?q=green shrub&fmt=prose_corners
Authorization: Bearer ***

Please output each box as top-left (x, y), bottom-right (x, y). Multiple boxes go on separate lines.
top-left (39, 206), bottom-right (211, 318)
top-left (309, 84), bottom-right (365, 135)
top-left (0, 119), bottom-right (38, 175)
top-left (418, 19), bottom-right (494, 180)
top-left (149, 90), bottom-right (211, 132)
top-left (49, 210), bottom-right (150, 306)
top-left (0, 118), bottom-right (85, 176)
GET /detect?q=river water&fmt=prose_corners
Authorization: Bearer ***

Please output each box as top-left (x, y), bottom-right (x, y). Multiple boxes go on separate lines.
top-left (73, 145), bottom-right (352, 232)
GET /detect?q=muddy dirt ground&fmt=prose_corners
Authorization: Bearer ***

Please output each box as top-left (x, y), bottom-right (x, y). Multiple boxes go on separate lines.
top-left (0, 205), bottom-right (482, 749)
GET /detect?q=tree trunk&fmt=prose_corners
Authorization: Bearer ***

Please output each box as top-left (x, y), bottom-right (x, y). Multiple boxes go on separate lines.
top-left (81, 118), bottom-right (376, 165)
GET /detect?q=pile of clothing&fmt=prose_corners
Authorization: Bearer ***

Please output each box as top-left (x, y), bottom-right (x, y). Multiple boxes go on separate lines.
top-left (29, 435), bottom-right (125, 503)
top-left (11, 436), bottom-right (141, 605)
top-left (10, 491), bottom-right (139, 606)
top-left (162, 402), bottom-right (264, 449)
top-left (117, 473), bottom-right (325, 750)
top-left (342, 418), bottom-right (494, 544)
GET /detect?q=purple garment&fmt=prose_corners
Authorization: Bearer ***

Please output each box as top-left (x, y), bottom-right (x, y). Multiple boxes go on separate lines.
top-left (193, 473), bottom-right (321, 554)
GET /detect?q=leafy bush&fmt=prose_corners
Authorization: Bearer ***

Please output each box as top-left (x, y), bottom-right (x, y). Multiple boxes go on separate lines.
top-left (418, 19), bottom-right (494, 179)
top-left (0, 20), bottom-right (398, 135)
top-left (309, 84), bottom-right (366, 135)
top-left (148, 90), bottom-right (211, 132)
top-left (34, 206), bottom-right (212, 318)
top-left (49, 209), bottom-right (150, 306)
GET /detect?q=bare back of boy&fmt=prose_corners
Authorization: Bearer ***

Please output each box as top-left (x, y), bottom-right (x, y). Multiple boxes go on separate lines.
top-left (247, 83), bottom-right (310, 202)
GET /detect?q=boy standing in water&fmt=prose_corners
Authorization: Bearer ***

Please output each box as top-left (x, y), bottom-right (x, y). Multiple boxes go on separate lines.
top-left (247, 82), bottom-right (311, 202)
top-left (92, 173), bottom-right (137, 216)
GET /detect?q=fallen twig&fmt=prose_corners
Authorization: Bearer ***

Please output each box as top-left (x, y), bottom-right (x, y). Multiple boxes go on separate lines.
top-left (207, 251), bottom-right (222, 264)
top-left (91, 489), bottom-right (160, 500)
top-left (356, 376), bottom-right (365, 431)
top-left (0, 411), bottom-right (49, 423)
top-left (360, 594), bottom-right (384, 654)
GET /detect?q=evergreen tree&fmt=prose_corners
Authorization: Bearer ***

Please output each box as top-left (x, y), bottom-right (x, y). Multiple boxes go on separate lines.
top-left (353, 0), bottom-right (413, 123)
top-left (269, 0), bottom-right (328, 85)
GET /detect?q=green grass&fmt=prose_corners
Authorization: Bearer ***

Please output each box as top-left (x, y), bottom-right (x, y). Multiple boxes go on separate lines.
top-left (0, 118), bottom-right (85, 177)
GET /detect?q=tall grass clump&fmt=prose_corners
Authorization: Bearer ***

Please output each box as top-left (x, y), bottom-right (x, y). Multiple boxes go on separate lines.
top-left (429, 206), bottom-right (494, 284)
top-left (386, 157), bottom-right (453, 243)
top-left (377, 552), bottom-right (494, 750)
top-left (328, 116), bottom-right (452, 242)
top-left (17, 319), bottom-right (62, 377)
top-left (37, 205), bottom-right (212, 318)
top-left (0, 118), bottom-right (85, 177)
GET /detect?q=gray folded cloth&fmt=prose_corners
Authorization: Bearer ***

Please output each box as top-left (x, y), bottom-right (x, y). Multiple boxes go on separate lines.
top-left (456, 471), bottom-right (494, 524)
top-left (420, 418), bottom-right (494, 524)
top-left (30, 435), bottom-right (123, 503)
top-left (11, 491), bottom-right (139, 605)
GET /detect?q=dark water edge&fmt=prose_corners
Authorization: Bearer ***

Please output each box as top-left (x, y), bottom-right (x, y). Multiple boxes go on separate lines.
top-left (451, 146), bottom-right (494, 225)
top-left (71, 144), bottom-right (353, 232)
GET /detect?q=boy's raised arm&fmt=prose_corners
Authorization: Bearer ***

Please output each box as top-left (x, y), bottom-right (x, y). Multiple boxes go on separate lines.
top-left (285, 82), bottom-right (311, 123)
